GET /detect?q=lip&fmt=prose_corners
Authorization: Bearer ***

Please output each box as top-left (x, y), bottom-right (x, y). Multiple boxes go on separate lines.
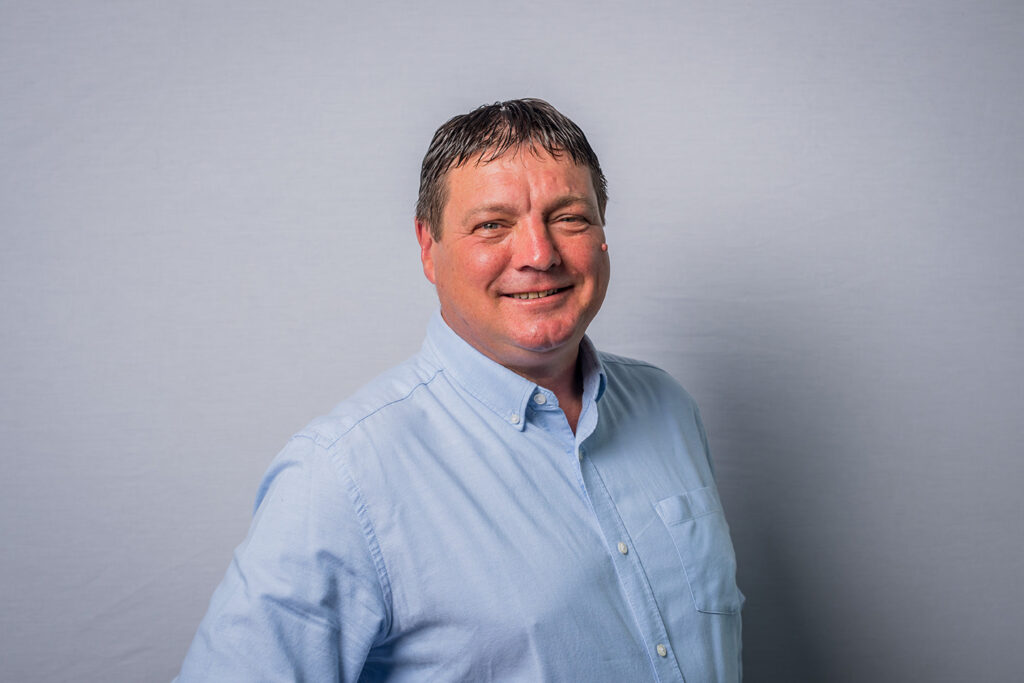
top-left (502, 286), bottom-right (572, 301)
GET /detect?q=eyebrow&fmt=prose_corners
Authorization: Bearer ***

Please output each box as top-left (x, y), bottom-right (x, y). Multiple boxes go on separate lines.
top-left (544, 195), bottom-right (596, 214)
top-left (465, 203), bottom-right (518, 219)
top-left (464, 195), bottom-right (596, 220)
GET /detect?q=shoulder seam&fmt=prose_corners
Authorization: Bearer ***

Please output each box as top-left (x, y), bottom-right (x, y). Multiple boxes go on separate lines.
top-left (599, 353), bottom-right (665, 372)
top-left (303, 366), bottom-right (446, 450)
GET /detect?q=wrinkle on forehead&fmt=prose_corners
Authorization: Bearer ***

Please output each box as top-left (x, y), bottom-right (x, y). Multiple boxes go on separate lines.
top-left (451, 154), bottom-right (596, 218)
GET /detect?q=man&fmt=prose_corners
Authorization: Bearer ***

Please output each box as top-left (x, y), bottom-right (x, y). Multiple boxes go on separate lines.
top-left (177, 99), bottom-right (743, 681)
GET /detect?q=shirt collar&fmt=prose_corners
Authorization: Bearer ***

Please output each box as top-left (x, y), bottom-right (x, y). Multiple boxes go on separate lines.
top-left (579, 334), bottom-right (608, 404)
top-left (422, 310), bottom-right (607, 431)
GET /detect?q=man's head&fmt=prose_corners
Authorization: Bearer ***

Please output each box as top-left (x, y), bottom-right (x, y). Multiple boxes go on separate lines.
top-left (414, 99), bottom-right (610, 379)
top-left (416, 98), bottom-right (608, 241)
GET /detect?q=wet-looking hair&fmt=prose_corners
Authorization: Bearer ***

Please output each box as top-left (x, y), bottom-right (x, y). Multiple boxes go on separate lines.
top-left (416, 98), bottom-right (608, 240)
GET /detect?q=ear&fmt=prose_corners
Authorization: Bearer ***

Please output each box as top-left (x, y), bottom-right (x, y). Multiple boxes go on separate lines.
top-left (414, 218), bottom-right (437, 285)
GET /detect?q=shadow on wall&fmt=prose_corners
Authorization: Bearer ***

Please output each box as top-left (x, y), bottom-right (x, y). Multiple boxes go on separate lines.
top-left (677, 291), bottom-right (885, 682)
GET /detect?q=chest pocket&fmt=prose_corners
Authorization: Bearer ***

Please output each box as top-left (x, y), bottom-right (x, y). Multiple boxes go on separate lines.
top-left (655, 487), bottom-right (744, 615)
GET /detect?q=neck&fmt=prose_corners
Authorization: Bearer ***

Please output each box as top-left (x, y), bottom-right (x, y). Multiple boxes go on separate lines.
top-left (437, 311), bottom-right (588, 433)
top-left (511, 349), bottom-right (585, 434)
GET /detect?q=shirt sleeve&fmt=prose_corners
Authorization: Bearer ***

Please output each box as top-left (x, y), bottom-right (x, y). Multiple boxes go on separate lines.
top-left (176, 434), bottom-right (389, 682)
top-left (693, 403), bottom-right (716, 480)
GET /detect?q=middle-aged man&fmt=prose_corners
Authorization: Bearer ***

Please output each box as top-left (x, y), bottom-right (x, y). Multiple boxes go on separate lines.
top-left (177, 98), bottom-right (743, 681)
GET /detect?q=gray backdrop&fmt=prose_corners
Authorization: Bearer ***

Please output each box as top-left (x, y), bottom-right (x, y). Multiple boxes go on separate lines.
top-left (2, 2), bottom-right (1022, 681)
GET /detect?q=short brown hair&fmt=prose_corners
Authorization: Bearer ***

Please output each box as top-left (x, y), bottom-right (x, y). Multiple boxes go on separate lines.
top-left (416, 98), bottom-right (608, 240)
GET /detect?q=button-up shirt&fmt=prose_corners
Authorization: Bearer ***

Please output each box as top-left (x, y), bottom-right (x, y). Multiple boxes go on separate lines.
top-left (177, 312), bottom-right (743, 681)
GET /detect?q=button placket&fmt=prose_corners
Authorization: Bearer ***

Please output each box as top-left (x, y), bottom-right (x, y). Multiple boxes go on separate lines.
top-left (582, 458), bottom-right (685, 681)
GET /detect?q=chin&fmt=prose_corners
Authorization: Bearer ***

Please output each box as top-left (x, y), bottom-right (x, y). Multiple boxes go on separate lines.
top-left (510, 327), bottom-right (580, 355)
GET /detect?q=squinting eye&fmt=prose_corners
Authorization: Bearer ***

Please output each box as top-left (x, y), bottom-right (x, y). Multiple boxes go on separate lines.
top-left (479, 222), bottom-right (502, 230)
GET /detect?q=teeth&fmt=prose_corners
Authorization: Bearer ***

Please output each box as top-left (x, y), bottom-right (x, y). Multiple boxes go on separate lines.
top-left (511, 288), bottom-right (559, 300)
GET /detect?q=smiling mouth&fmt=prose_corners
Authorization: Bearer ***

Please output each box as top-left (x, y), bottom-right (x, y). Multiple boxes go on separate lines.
top-left (507, 287), bottom-right (567, 300)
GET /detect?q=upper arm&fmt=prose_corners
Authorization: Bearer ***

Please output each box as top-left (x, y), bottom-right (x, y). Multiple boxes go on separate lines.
top-left (177, 436), bottom-right (388, 683)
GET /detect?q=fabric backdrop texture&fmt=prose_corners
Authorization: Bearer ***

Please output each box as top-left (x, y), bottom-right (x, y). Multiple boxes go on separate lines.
top-left (1, 1), bottom-right (1022, 681)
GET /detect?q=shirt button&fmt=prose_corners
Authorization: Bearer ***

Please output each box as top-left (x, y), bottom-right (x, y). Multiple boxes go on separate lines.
top-left (533, 393), bottom-right (546, 405)
top-left (656, 643), bottom-right (668, 658)
top-left (617, 542), bottom-right (628, 555)
top-left (509, 414), bottom-right (520, 424)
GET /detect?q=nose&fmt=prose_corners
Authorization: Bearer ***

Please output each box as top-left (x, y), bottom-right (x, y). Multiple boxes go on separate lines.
top-left (512, 217), bottom-right (561, 271)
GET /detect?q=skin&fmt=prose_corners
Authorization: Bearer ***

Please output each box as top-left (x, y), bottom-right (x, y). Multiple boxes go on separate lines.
top-left (415, 148), bottom-right (610, 432)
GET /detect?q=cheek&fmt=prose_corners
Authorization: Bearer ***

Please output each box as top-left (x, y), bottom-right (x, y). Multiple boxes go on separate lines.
top-left (567, 242), bottom-right (607, 277)
top-left (437, 247), bottom-right (507, 292)
top-left (461, 249), bottom-right (508, 284)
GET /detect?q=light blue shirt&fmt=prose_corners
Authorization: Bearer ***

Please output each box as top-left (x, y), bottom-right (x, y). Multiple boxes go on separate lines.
top-left (177, 312), bottom-right (743, 682)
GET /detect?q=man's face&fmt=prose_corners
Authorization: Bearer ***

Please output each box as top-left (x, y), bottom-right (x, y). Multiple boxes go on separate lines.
top-left (416, 149), bottom-right (610, 376)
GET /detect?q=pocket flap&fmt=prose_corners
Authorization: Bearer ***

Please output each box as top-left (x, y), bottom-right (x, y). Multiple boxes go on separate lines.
top-left (655, 487), bottom-right (722, 526)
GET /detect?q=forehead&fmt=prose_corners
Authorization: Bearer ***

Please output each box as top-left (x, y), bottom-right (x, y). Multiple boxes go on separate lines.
top-left (443, 148), bottom-right (596, 211)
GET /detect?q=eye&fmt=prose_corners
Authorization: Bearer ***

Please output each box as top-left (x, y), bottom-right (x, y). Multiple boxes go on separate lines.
top-left (555, 214), bottom-right (590, 227)
top-left (475, 221), bottom-right (509, 234)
